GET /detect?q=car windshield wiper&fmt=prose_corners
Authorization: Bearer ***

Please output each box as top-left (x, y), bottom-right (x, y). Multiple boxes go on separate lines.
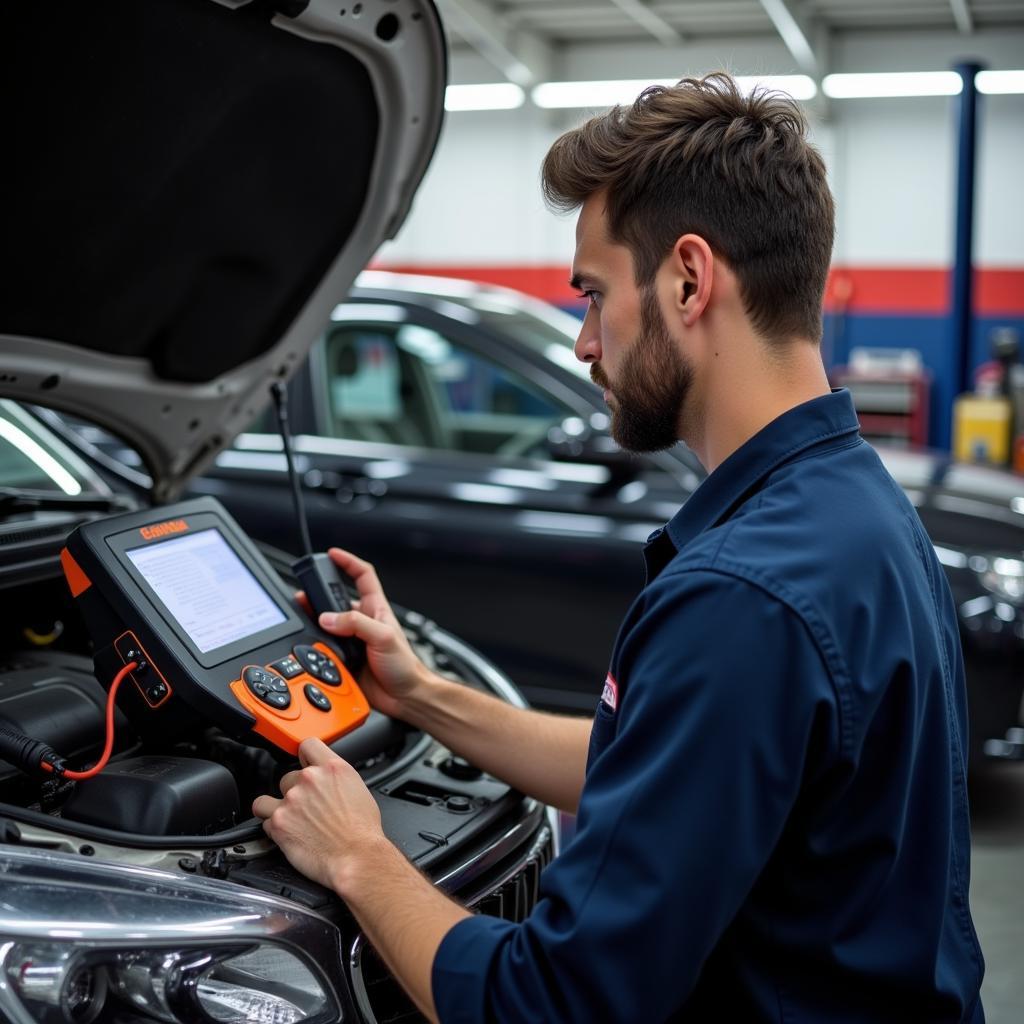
top-left (0, 487), bottom-right (135, 517)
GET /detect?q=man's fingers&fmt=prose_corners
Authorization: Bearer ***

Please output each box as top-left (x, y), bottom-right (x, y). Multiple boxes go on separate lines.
top-left (327, 548), bottom-right (385, 602)
top-left (279, 769), bottom-right (301, 794)
top-left (298, 736), bottom-right (339, 768)
top-left (252, 794), bottom-right (281, 820)
top-left (318, 608), bottom-right (395, 647)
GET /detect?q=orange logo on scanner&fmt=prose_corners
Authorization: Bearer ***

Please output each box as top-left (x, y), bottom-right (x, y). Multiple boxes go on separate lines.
top-left (140, 519), bottom-right (188, 540)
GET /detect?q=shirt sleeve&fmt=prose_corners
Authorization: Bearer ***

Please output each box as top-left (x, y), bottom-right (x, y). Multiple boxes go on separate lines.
top-left (432, 569), bottom-right (839, 1024)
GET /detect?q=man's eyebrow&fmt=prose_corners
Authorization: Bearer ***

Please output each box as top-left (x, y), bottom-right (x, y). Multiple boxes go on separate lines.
top-left (569, 271), bottom-right (601, 291)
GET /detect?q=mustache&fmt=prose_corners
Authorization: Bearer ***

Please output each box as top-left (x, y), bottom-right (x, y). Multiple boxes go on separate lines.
top-left (590, 363), bottom-right (609, 388)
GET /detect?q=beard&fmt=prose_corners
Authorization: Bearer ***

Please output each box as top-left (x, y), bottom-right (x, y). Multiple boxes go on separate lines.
top-left (590, 286), bottom-right (694, 453)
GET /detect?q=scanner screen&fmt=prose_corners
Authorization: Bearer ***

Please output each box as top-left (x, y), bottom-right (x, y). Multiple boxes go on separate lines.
top-left (126, 529), bottom-right (286, 654)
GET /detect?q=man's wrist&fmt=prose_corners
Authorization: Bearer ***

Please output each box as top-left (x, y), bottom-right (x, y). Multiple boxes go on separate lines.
top-left (400, 666), bottom-right (453, 730)
top-left (329, 831), bottom-right (404, 902)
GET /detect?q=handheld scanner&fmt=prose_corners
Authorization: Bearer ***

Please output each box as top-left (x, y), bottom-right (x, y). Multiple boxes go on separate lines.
top-left (61, 497), bottom-right (369, 756)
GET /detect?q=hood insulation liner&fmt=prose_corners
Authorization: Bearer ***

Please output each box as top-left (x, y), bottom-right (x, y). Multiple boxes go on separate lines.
top-left (1, 0), bottom-right (378, 383)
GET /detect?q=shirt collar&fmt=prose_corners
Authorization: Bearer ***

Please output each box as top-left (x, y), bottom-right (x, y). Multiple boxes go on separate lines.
top-left (653, 389), bottom-right (861, 559)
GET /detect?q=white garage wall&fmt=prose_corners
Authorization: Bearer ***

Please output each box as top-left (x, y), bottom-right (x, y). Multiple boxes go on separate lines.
top-left (377, 28), bottom-right (1024, 271)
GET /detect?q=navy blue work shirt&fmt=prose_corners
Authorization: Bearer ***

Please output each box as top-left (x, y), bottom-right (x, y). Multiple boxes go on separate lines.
top-left (432, 390), bottom-right (985, 1023)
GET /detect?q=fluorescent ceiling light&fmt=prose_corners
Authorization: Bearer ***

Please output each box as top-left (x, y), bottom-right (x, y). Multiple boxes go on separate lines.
top-left (445, 83), bottom-right (524, 111)
top-left (532, 78), bottom-right (673, 109)
top-left (736, 75), bottom-right (817, 101)
top-left (976, 70), bottom-right (1024, 94)
top-left (532, 75), bottom-right (816, 109)
top-left (822, 72), bottom-right (962, 98)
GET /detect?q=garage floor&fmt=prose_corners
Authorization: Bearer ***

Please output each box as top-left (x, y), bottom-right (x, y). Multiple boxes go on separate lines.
top-left (969, 762), bottom-right (1024, 1024)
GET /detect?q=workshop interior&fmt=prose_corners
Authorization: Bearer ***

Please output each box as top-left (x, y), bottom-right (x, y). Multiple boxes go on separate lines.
top-left (0, 1), bottom-right (1022, 1022)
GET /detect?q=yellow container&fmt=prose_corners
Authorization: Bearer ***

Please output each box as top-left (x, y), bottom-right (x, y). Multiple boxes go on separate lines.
top-left (952, 395), bottom-right (1012, 465)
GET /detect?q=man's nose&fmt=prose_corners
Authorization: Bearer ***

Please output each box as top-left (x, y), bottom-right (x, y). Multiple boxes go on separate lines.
top-left (574, 306), bottom-right (601, 364)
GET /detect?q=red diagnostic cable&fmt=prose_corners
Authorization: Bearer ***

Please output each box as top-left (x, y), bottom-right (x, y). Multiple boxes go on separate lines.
top-left (41, 660), bottom-right (138, 780)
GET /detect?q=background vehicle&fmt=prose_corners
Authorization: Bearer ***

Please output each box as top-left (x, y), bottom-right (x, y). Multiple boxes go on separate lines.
top-left (173, 271), bottom-right (1023, 764)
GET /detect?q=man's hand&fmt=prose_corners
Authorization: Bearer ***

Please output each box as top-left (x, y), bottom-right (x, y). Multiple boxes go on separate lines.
top-left (254, 737), bottom-right (469, 1024)
top-left (298, 548), bottom-right (435, 722)
top-left (252, 737), bottom-right (386, 895)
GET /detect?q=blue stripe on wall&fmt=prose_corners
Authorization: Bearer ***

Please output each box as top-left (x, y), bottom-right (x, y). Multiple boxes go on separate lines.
top-left (824, 312), bottom-right (1024, 450)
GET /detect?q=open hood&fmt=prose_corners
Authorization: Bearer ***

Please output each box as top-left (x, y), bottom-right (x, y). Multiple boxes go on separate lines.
top-left (0, 0), bottom-right (446, 502)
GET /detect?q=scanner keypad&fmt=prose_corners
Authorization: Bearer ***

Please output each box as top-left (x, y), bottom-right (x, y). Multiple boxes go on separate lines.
top-left (243, 666), bottom-right (292, 709)
top-left (293, 644), bottom-right (341, 686)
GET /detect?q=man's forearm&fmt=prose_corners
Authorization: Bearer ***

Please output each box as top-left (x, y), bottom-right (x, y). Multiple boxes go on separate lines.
top-left (402, 675), bottom-right (591, 814)
top-left (333, 837), bottom-right (470, 1024)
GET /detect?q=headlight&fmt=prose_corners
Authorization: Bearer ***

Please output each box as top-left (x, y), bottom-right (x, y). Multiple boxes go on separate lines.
top-left (972, 554), bottom-right (1024, 606)
top-left (0, 849), bottom-right (345, 1024)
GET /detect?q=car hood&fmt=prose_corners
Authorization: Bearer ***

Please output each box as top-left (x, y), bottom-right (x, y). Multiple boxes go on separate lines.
top-left (0, 0), bottom-right (446, 502)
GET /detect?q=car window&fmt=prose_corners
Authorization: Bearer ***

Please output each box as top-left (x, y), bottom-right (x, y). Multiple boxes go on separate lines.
top-left (323, 324), bottom-right (575, 456)
top-left (0, 401), bottom-right (90, 492)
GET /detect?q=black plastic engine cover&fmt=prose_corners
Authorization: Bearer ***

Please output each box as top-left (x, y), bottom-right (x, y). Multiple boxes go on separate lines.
top-left (62, 755), bottom-right (240, 835)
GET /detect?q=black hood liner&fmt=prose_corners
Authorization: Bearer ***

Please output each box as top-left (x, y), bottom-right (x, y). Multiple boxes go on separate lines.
top-left (2, 0), bottom-right (378, 383)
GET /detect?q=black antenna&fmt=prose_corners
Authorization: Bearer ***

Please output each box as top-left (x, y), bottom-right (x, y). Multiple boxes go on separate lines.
top-left (269, 380), bottom-right (363, 671)
top-left (270, 381), bottom-right (313, 558)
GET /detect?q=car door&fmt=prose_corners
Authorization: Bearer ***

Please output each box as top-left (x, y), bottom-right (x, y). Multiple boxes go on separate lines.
top-left (200, 302), bottom-right (671, 712)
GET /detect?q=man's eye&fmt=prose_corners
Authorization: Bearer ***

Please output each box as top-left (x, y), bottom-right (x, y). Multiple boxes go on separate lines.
top-left (576, 290), bottom-right (601, 308)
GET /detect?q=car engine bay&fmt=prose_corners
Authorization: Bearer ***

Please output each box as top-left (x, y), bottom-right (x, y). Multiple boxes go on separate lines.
top-left (0, 564), bottom-right (554, 1024)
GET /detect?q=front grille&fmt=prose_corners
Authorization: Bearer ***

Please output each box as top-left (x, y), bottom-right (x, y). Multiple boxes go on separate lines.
top-left (353, 825), bottom-right (555, 1024)
top-left (472, 850), bottom-right (548, 923)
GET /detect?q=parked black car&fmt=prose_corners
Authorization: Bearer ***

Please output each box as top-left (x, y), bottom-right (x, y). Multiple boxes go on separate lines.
top-left (174, 270), bottom-right (1022, 764)
top-left (0, 5), bottom-right (555, 1024)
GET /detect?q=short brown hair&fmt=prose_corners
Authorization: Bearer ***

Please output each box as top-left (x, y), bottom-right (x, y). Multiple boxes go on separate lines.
top-left (542, 72), bottom-right (835, 343)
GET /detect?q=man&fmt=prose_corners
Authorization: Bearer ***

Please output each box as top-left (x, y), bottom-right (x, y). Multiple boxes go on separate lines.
top-left (254, 73), bottom-right (985, 1022)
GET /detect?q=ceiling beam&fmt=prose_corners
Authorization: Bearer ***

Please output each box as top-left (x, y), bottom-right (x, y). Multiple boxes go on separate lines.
top-left (757, 0), bottom-right (820, 76)
top-left (608, 0), bottom-right (684, 46)
top-left (437, 0), bottom-right (551, 87)
top-left (949, 0), bottom-right (974, 34)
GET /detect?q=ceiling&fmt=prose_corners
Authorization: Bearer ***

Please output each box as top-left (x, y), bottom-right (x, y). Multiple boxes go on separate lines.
top-left (438, 0), bottom-right (1024, 83)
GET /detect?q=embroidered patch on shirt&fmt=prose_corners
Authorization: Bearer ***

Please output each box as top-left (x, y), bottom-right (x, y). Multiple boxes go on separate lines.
top-left (601, 673), bottom-right (618, 712)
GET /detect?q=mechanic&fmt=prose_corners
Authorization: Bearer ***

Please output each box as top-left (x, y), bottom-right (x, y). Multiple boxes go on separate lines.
top-left (253, 72), bottom-right (985, 1022)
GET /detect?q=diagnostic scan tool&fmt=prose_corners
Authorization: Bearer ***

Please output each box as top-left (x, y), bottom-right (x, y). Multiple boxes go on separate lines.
top-left (61, 496), bottom-right (370, 756)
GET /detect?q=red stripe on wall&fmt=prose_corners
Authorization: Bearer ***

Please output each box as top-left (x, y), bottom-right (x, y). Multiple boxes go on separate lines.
top-left (373, 263), bottom-right (1024, 316)
top-left (824, 268), bottom-right (949, 314)
top-left (975, 269), bottom-right (1024, 316)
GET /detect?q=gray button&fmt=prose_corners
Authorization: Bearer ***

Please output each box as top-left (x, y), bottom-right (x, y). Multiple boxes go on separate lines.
top-left (270, 657), bottom-right (303, 679)
top-left (303, 684), bottom-right (331, 712)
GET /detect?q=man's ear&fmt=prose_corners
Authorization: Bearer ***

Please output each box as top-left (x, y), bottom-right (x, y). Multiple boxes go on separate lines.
top-left (669, 234), bottom-right (714, 327)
